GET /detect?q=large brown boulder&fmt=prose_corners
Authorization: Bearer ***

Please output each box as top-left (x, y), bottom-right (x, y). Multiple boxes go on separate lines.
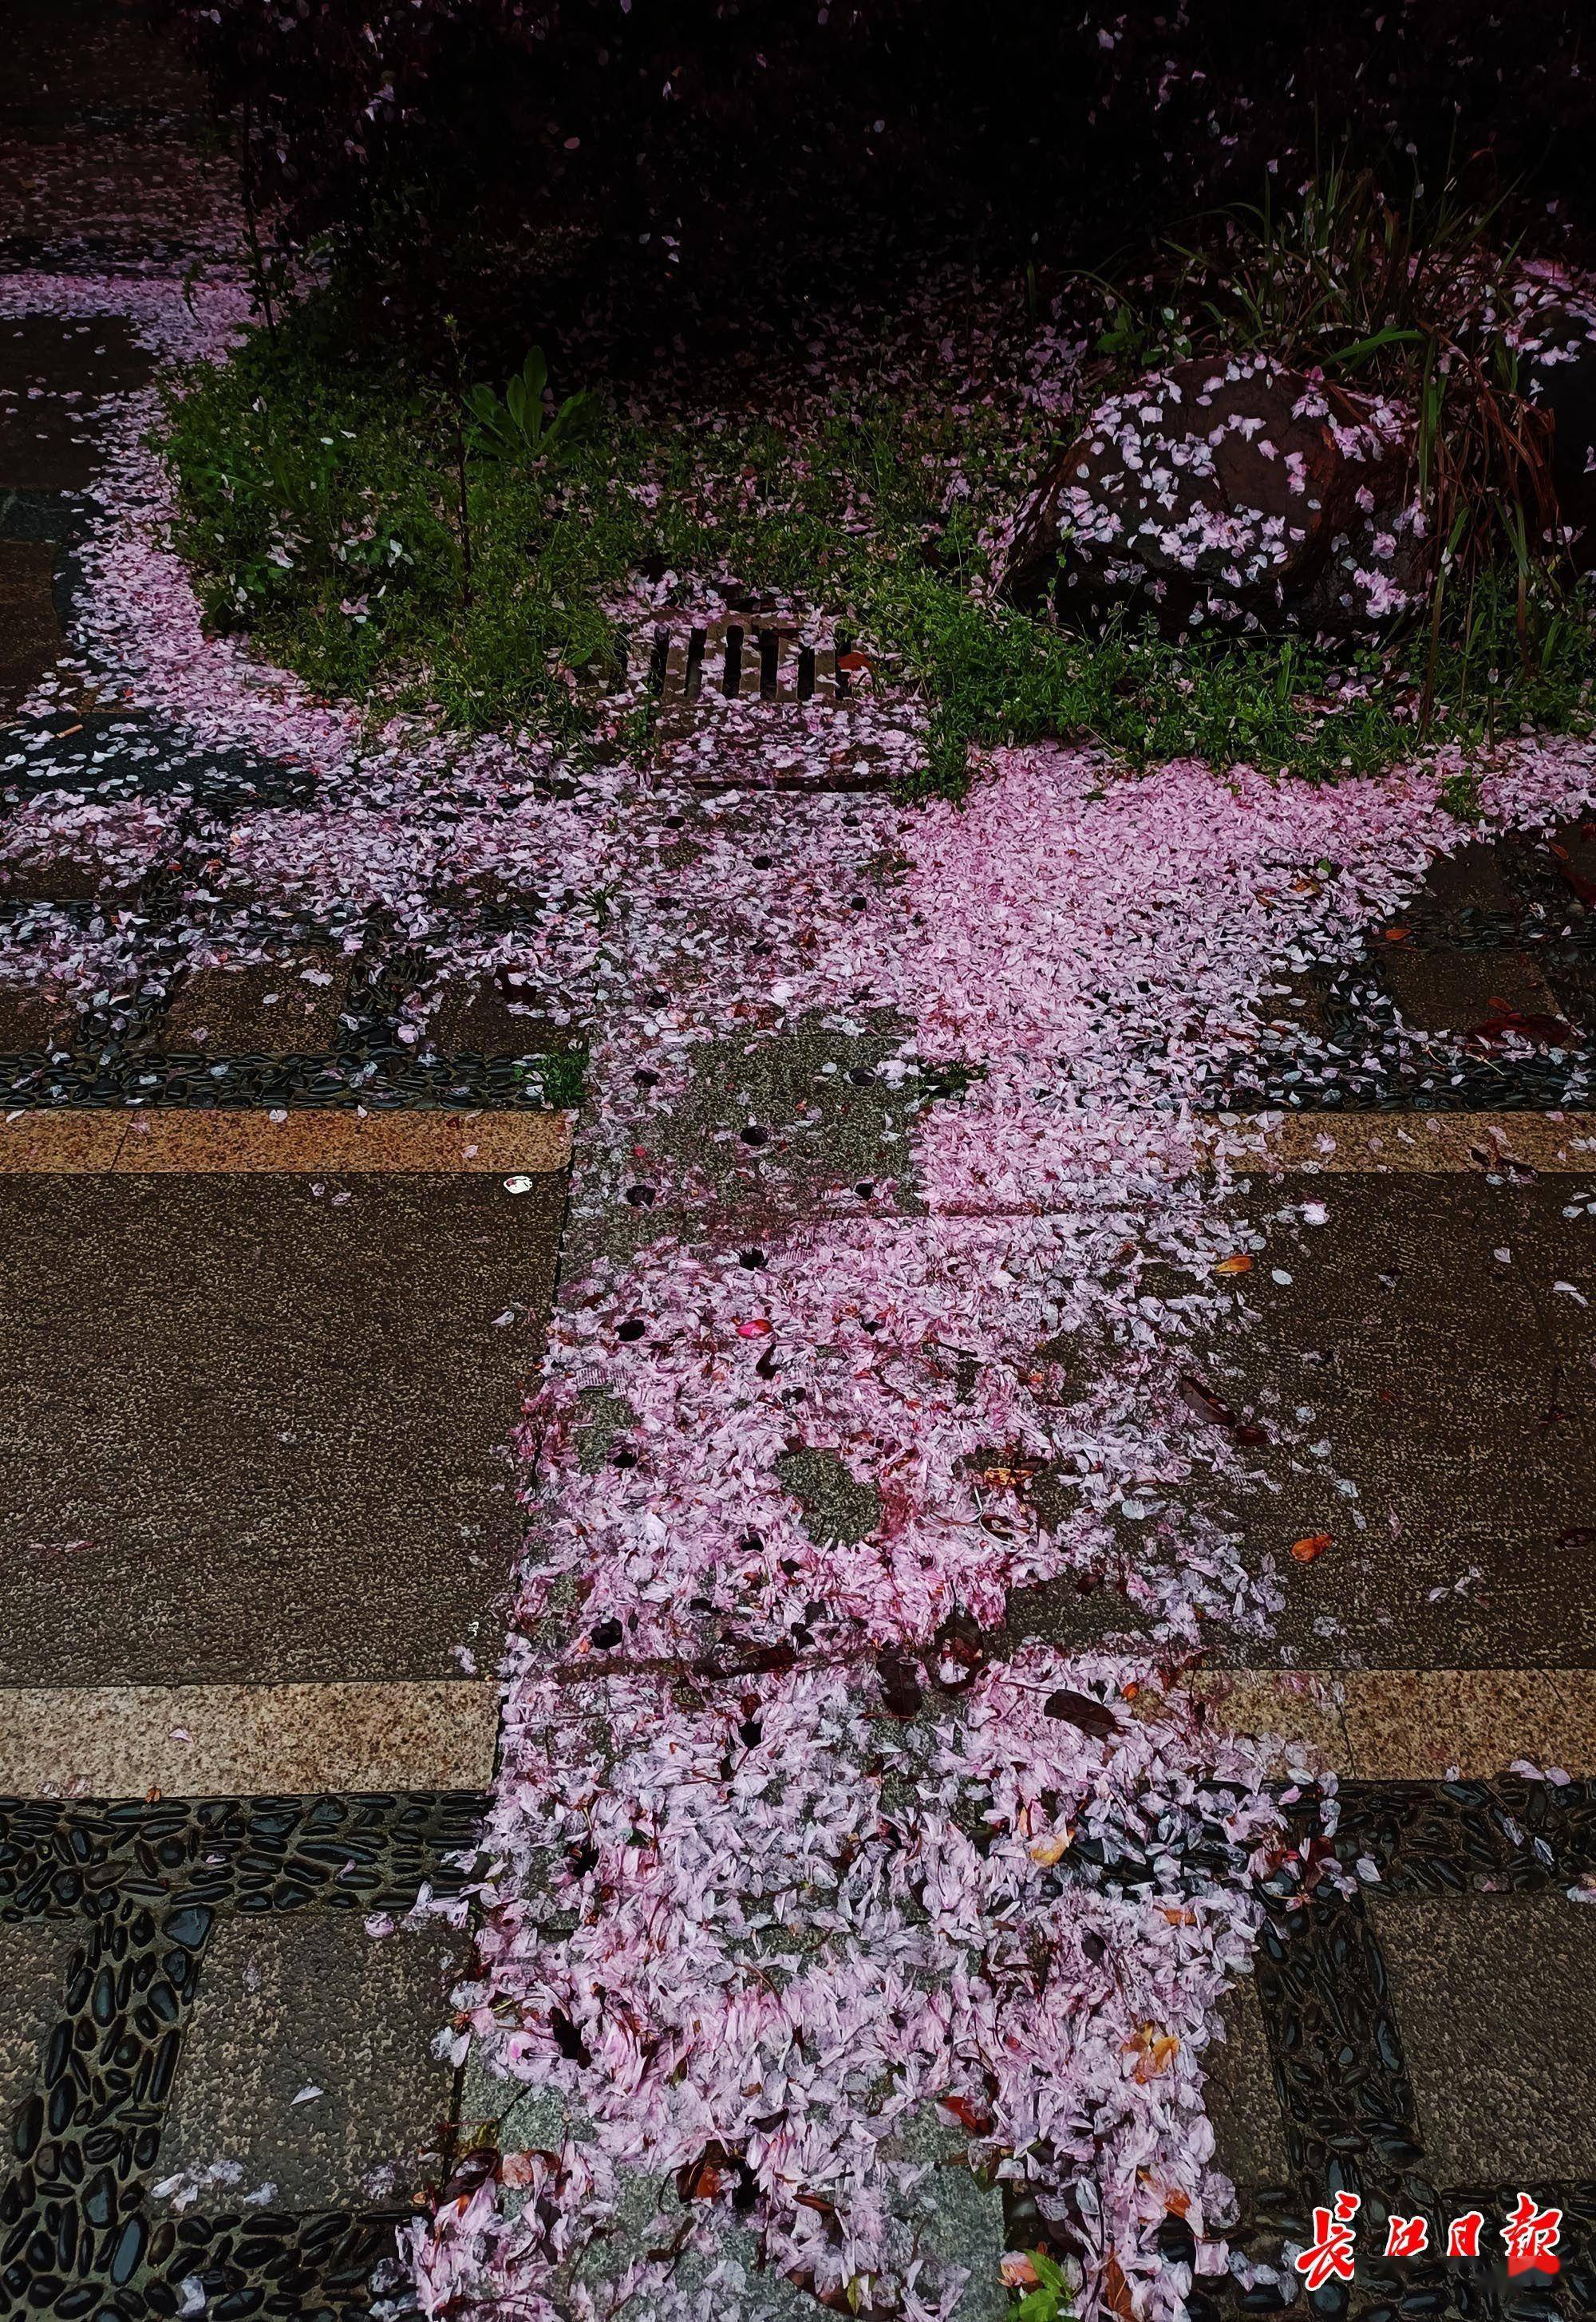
top-left (1000, 353), bottom-right (1416, 631)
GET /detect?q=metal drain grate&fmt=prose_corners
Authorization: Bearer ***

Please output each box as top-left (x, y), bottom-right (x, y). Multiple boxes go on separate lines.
top-left (652, 620), bottom-right (856, 714)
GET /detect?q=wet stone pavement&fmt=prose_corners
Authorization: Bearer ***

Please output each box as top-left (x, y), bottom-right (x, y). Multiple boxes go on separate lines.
top-left (0, 12), bottom-right (579, 2311)
top-left (5, 9), bottom-right (1596, 2321)
top-left (1161, 839), bottom-right (1596, 2318)
top-left (998, 836), bottom-right (1596, 2318)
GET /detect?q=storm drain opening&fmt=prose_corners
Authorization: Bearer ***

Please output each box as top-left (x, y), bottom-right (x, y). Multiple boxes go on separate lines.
top-left (654, 619), bottom-right (847, 717)
top-left (646, 615), bottom-right (903, 789)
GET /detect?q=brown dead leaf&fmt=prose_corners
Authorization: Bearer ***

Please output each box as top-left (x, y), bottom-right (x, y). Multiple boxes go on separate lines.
top-left (1122, 2025), bottom-right (1181, 2082)
top-left (1043, 1688), bottom-right (1120, 1741)
top-left (1290, 1532), bottom-right (1332, 1563)
top-left (1213, 1253), bottom-right (1252, 1276)
top-left (1101, 2252), bottom-right (1136, 2317)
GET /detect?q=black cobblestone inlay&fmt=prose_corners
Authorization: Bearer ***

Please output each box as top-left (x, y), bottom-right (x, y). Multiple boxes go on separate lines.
top-left (0, 929), bottom-right (583, 1111)
top-left (0, 1045), bottom-right (579, 1112)
top-left (1195, 1779), bottom-right (1596, 2321)
top-left (1, 720), bottom-right (320, 814)
top-left (1, 1792), bottom-right (485, 2314)
top-left (1215, 831), bottom-right (1596, 1116)
top-left (132, 2205), bottom-right (406, 2321)
top-left (0, 1791), bottom-right (490, 1922)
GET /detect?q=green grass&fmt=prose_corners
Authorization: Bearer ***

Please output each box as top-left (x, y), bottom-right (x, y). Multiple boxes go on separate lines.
top-left (160, 295), bottom-right (1596, 796)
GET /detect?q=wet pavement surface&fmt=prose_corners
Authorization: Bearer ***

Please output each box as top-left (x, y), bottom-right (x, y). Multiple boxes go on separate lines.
top-left (0, 14), bottom-right (575, 2303)
top-left (0, 1171), bottom-right (563, 1686)
top-left (5, 8), bottom-right (1596, 2320)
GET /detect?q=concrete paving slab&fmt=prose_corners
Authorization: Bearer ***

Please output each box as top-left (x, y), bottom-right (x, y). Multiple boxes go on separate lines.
top-left (0, 1917), bottom-right (75, 2124)
top-left (1206, 1174), bottom-right (1596, 1669)
top-left (1418, 840), bottom-right (1523, 919)
top-left (153, 1914), bottom-right (464, 2209)
top-left (645, 1021), bottom-right (919, 1211)
top-left (0, 981), bottom-right (73, 1053)
top-left (1372, 1893), bottom-right (1596, 2185)
top-left (0, 315), bottom-right (152, 491)
top-left (0, 1678), bottom-right (501, 1798)
top-left (2, 0), bottom-right (211, 125)
top-left (1, 845), bottom-right (147, 904)
top-left (155, 957), bottom-right (353, 1057)
top-left (1339, 1666), bottom-right (1596, 1779)
top-left (0, 1171), bottom-right (563, 1684)
top-left (1381, 946), bottom-right (1559, 1033)
top-left (1150, 1672), bottom-right (1353, 1775)
top-left (1254, 1108), bottom-right (1596, 1174)
top-left (0, 1108), bottom-right (126, 1171)
top-left (1148, 1667), bottom-right (1596, 1777)
top-left (1202, 1974), bottom-right (1290, 2193)
top-left (579, 1021), bottom-right (936, 1268)
top-left (0, 1106), bottom-right (573, 1174)
top-left (424, 977), bottom-right (576, 1058)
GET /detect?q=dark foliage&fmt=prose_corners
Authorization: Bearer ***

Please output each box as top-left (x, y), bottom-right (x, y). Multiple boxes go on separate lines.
top-left (167, 2), bottom-right (1596, 346)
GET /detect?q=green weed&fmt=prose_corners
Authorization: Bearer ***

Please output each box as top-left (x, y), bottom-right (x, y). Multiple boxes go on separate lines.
top-left (1009, 2248), bottom-right (1075, 2320)
top-left (160, 293), bottom-right (1596, 796)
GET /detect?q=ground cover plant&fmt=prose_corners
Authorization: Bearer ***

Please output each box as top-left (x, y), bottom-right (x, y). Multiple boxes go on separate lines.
top-left (163, 261), bottom-right (1596, 797)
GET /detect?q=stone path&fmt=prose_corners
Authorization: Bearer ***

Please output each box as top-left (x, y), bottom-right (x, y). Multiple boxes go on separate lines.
top-left (1139, 834), bottom-right (1596, 2316)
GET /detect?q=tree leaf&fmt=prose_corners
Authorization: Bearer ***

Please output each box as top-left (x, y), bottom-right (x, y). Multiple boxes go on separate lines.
top-left (1043, 1688), bottom-right (1120, 1740)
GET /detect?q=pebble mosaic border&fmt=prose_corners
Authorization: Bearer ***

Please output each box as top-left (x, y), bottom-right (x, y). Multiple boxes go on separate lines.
top-left (1199, 1778), bottom-right (1596, 2321)
top-left (0, 926), bottom-right (581, 1112)
top-left (0, 1042), bottom-right (579, 1113)
top-left (1, 1791), bottom-right (488, 2317)
top-left (1221, 834), bottom-right (1596, 1118)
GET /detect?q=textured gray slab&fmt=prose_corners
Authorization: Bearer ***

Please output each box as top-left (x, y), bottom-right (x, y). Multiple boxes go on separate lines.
top-left (0, 1171), bottom-right (563, 1683)
top-left (1183, 1175), bottom-right (1596, 1669)
top-left (155, 958), bottom-right (352, 1056)
top-left (0, 983), bottom-right (71, 1052)
top-left (154, 1914), bottom-right (464, 2209)
top-left (1202, 1973), bottom-right (1290, 2191)
top-left (0, 1917), bottom-right (75, 2124)
top-left (0, 315), bottom-right (152, 492)
top-left (0, 535), bottom-right (61, 706)
top-left (1373, 1892), bottom-right (1596, 2183)
top-left (424, 977), bottom-right (574, 1060)
top-left (1010, 1173), bottom-right (1596, 1664)
top-left (1381, 947), bottom-right (1557, 1033)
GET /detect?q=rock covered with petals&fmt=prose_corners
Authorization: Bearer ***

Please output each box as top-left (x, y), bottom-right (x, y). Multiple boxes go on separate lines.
top-left (1001, 353), bottom-right (1416, 631)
